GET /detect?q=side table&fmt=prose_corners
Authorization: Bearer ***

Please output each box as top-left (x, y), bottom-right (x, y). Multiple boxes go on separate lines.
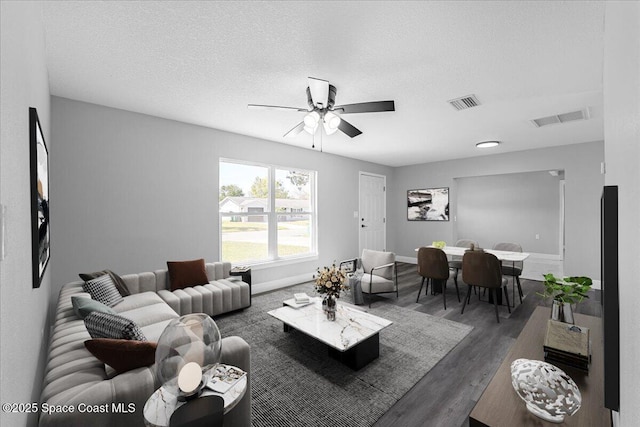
top-left (230, 267), bottom-right (251, 285)
top-left (230, 267), bottom-right (252, 305)
top-left (143, 364), bottom-right (247, 427)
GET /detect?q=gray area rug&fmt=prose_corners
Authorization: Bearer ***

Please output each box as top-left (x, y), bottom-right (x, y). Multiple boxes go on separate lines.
top-left (215, 284), bottom-right (473, 427)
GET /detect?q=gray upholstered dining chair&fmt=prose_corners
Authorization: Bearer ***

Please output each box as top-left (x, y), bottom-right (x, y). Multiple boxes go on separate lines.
top-left (493, 242), bottom-right (524, 305)
top-left (416, 247), bottom-right (458, 309)
top-left (360, 249), bottom-right (398, 308)
top-left (461, 250), bottom-right (510, 323)
top-left (448, 239), bottom-right (478, 288)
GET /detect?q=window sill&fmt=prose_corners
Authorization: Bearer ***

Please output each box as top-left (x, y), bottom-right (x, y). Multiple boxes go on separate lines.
top-left (239, 254), bottom-right (319, 271)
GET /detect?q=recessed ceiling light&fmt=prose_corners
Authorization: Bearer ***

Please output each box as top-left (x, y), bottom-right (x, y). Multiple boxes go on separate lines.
top-left (476, 141), bottom-right (500, 149)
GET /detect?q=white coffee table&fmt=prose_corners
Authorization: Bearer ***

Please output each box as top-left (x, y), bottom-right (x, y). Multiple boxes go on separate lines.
top-left (268, 297), bottom-right (392, 370)
top-left (143, 364), bottom-right (247, 427)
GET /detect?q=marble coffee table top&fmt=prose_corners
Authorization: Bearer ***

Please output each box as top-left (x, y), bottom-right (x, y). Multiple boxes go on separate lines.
top-left (267, 297), bottom-right (393, 352)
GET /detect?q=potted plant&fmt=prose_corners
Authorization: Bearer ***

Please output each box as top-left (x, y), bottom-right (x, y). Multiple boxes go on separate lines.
top-left (538, 274), bottom-right (592, 324)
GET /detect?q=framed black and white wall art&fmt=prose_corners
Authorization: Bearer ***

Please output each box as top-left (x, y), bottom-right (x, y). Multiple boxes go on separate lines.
top-left (29, 107), bottom-right (50, 288)
top-left (407, 187), bottom-right (449, 221)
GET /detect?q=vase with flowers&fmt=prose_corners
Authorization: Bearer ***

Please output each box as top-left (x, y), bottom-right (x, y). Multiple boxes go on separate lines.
top-left (314, 263), bottom-right (349, 321)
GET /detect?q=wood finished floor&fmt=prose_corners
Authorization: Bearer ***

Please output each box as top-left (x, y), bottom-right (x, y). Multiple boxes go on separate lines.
top-left (364, 262), bottom-right (603, 427)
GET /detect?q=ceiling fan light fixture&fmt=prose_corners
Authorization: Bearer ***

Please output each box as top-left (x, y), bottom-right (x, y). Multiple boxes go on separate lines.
top-left (323, 121), bottom-right (338, 135)
top-left (303, 123), bottom-right (317, 135)
top-left (324, 111), bottom-right (341, 130)
top-left (303, 111), bottom-right (320, 128)
top-left (476, 140), bottom-right (500, 149)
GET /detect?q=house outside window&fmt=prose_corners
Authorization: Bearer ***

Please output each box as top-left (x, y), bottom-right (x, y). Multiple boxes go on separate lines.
top-left (219, 159), bottom-right (317, 264)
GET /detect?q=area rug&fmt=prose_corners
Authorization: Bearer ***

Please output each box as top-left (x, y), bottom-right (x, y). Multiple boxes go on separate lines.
top-left (215, 284), bottom-right (473, 427)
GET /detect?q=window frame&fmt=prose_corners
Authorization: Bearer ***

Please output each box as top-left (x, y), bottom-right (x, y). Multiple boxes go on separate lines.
top-left (219, 158), bottom-right (318, 266)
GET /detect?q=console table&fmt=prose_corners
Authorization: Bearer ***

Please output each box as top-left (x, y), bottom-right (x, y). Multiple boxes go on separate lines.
top-left (469, 306), bottom-right (611, 426)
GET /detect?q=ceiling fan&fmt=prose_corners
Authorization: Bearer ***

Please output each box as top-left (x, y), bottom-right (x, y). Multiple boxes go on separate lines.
top-left (248, 77), bottom-right (395, 138)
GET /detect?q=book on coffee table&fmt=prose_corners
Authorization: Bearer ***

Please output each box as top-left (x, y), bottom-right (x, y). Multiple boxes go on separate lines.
top-left (283, 297), bottom-right (314, 308)
top-left (294, 293), bottom-right (310, 303)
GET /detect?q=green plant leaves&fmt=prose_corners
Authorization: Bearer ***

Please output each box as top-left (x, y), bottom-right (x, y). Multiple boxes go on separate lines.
top-left (539, 273), bottom-right (592, 305)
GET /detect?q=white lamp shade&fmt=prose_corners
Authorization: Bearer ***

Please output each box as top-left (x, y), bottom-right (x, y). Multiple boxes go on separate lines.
top-left (303, 124), bottom-right (317, 135)
top-left (324, 111), bottom-right (341, 129)
top-left (303, 111), bottom-right (320, 127)
top-left (323, 121), bottom-right (338, 135)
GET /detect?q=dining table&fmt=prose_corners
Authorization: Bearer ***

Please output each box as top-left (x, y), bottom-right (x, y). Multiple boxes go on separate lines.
top-left (415, 246), bottom-right (530, 305)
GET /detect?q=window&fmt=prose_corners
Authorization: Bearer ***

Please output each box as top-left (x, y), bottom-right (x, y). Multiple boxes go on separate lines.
top-left (219, 159), bottom-right (316, 264)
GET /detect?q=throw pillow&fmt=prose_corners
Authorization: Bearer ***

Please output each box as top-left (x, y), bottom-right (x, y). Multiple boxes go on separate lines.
top-left (82, 274), bottom-right (124, 307)
top-left (84, 311), bottom-right (146, 341)
top-left (84, 338), bottom-right (157, 374)
top-left (167, 258), bottom-right (209, 291)
top-left (71, 296), bottom-right (116, 319)
top-left (79, 269), bottom-right (130, 296)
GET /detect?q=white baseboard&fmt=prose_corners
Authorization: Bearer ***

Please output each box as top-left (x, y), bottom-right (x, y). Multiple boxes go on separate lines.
top-left (252, 273), bottom-right (312, 295)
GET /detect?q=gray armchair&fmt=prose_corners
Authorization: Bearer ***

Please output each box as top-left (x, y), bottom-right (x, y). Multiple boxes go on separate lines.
top-left (360, 249), bottom-right (398, 308)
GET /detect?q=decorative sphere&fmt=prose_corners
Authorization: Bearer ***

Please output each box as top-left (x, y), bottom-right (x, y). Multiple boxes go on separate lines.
top-left (510, 358), bottom-right (581, 423)
top-left (155, 314), bottom-right (222, 397)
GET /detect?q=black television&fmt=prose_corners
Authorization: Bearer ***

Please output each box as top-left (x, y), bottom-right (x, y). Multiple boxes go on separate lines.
top-left (601, 185), bottom-right (619, 411)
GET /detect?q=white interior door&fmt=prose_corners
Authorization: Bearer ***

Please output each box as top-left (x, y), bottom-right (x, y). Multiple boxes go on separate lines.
top-left (359, 172), bottom-right (386, 254)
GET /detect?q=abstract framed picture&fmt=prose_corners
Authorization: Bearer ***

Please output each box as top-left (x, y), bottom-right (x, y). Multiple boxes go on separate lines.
top-left (407, 187), bottom-right (449, 221)
top-left (29, 107), bottom-right (50, 288)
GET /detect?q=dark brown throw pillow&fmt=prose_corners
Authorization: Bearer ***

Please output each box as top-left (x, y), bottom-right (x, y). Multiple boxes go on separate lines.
top-left (79, 269), bottom-right (130, 296)
top-left (167, 258), bottom-right (209, 291)
top-left (84, 338), bottom-right (157, 374)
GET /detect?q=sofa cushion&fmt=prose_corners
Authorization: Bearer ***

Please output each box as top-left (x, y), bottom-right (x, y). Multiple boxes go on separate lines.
top-left (84, 338), bottom-right (157, 374)
top-left (83, 274), bottom-right (124, 307)
top-left (167, 258), bottom-right (209, 290)
top-left (84, 312), bottom-right (146, 341)
top-left (71, 296), bottom-right (117, 319)
top-left (79, 269), bottom-right (130, 296)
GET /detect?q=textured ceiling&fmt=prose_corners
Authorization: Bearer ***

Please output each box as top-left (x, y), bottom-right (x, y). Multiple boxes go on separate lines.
top-left (41, 1), bottom-right (605, 167)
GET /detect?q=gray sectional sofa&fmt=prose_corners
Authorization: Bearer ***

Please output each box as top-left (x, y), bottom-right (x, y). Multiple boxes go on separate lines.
top-left (39, 262), bottom-right (251, 427)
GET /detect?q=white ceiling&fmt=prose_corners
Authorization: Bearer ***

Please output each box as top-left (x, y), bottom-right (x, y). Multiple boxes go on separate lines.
top-left (40, 1), bottom-right (605, 167)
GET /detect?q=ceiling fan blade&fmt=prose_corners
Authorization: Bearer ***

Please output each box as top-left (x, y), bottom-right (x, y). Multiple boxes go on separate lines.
top-left (334, 100), bottom-right (395, 114)
top-left (307, 77), bottom-right (329, 109)
top-left (283, 122), bottom-right (305, 138)
top-left (338, 118), bottom-right (362, 138)
top-left (248, 104), bottom-right (307, 112)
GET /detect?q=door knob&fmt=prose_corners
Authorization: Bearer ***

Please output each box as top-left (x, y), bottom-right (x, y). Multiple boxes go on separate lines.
top-left (361, 225), bottom-right (367, 228)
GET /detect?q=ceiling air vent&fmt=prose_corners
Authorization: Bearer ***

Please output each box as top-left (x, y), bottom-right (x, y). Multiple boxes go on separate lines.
top-left (530, 108), bottom-right (591, 128)
top-left (448, 94), bottom-right (480, 111)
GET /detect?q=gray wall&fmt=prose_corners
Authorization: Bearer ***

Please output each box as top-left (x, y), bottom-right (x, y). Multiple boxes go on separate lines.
top-left (388, 141), bottom-right (604, 280)
top-left (0, 3), bottom-right (53, 427)
top-left (50, 97), bottom-right (392, 302)
top-left (455, 171), bottom-right (561, 254)
top-left (603, 2), bottom-right (640, 425)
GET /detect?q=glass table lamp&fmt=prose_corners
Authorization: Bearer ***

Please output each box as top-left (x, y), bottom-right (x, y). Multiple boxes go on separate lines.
top-left (155, 313), bottom-right (222, 401)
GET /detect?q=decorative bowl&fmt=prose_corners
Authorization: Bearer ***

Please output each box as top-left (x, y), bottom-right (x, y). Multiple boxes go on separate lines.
top-left (510, 358), bottom-right (581, 423)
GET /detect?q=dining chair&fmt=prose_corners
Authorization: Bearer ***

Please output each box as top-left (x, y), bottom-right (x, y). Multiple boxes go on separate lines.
top-left (461, 250), bottom-right (510, 323)
top-left (360, 249), bottom-right (398, 308)
top-left (448, 239), bottom-right (478, 290)
top-left (416, 247), bottom-right (459, 309)
top-left (493, 242), bottom-right (524, 305)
